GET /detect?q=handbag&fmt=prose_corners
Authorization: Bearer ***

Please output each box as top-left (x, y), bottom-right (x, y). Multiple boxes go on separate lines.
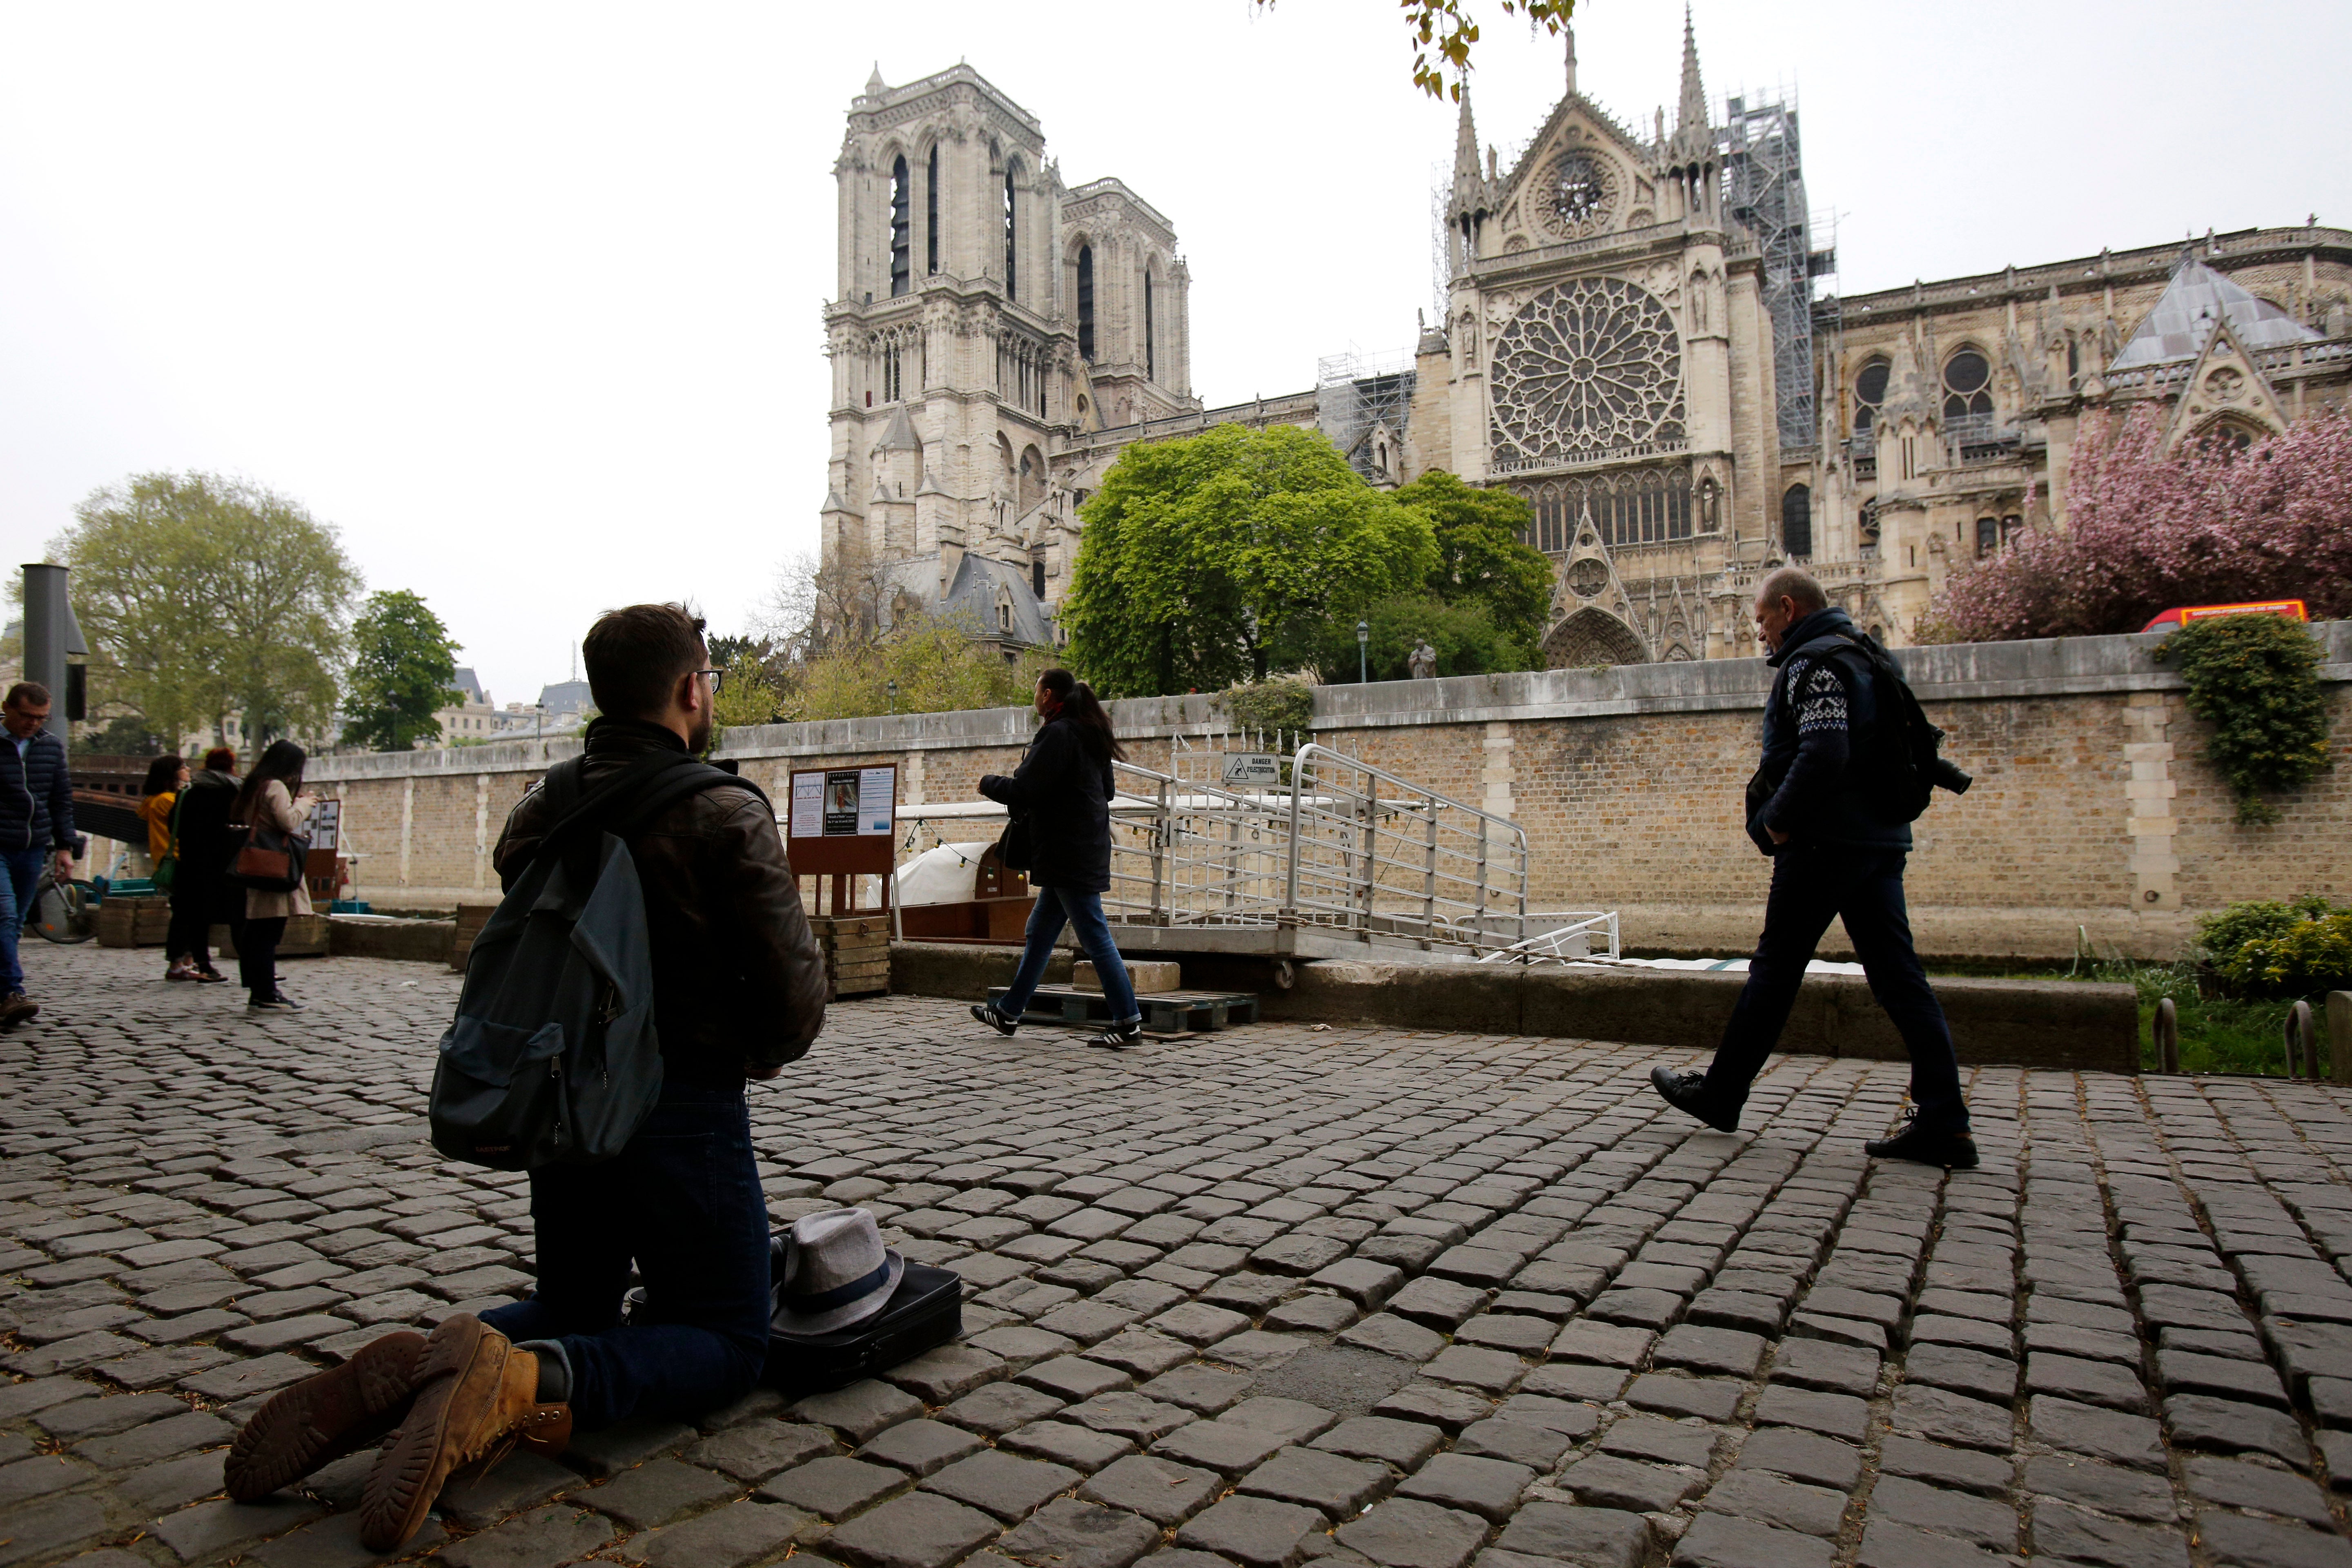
top-left (226, 822), bottom-right (311, 893)
top-left (995, 813), bottom-right (1032, 873)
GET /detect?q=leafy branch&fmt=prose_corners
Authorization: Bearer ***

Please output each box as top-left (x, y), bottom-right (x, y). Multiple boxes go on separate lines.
top-left (1256, 0), bottom-right (1579, 100)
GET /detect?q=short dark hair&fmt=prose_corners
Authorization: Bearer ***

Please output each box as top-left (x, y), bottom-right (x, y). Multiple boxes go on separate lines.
top-left (1755, 566), bottom-right (1828, 615)
top-left (204, 746), bottom-right (237, 771)
top-left (4, 682), bottom-right (50, 709)
top-left (582, 604), bottom-right (707, 721)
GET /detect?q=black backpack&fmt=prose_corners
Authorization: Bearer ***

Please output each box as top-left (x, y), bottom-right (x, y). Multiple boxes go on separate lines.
top-left (428, 751), bottom-right (760, 1171)
top-left (1820, 632), bottom-right (1971, 823)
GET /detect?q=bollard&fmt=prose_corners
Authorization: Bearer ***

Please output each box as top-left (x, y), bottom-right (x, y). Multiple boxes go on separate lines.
top-left (2331, 992), bottom-right (2352, 1086)
top-left (2285, 1001), bottom-right (2317, 1081)
top-left (2155, 997), bottom-right (2180, 1074)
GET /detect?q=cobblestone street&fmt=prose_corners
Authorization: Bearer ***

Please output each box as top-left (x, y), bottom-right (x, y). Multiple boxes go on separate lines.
top-left (3, 944), bottom-right (2352, 1568)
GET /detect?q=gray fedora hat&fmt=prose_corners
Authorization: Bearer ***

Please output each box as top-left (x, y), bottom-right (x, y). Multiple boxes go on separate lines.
top-left (770, 1208), bottom-right (905, 1339)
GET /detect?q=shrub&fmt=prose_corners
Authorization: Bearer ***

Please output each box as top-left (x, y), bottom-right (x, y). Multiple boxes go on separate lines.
top-left (1224, 677), bottom-right (1315, 741)
top-left (2199, 893), bottom-right (2352, 997)
top-left (2156, 614), bottom-right (2333, 823)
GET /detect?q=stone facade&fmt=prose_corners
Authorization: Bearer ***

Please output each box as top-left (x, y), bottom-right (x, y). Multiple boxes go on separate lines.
top-left (820, 24), bottom-right (2352, 666)
top-left (310, 623), bottom-right (2352, 964)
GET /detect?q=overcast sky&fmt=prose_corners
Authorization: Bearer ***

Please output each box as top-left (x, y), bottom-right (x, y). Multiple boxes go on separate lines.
top-left (5, 0), bottom-right (2347, 707)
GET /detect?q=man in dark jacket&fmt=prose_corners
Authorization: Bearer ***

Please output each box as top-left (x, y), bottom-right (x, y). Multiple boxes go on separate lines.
top-left (223, 606), bottom-right (829, 1550)
top-left (0, 682), bottom-right (79, 1027)
top-left (169, 748), bottom-right (241, 982)
top-left (1648, 568), bottom-right (1976, 1168)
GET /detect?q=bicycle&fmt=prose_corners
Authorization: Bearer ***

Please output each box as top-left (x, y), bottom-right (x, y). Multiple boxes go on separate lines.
top-left (23, 868), bottom-right (98, 944)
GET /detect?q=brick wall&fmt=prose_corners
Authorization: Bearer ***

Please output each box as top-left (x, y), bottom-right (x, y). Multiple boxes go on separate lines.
top-left (310, 623), bottom-right (2352, 962)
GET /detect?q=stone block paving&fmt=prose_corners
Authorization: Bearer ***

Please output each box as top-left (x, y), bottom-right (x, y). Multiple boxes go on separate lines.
top-left (1, 948), bottom-right (2351, 1566)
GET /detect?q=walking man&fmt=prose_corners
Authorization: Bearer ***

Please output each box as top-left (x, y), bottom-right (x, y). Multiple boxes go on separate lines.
top-left (225, 604), bottom-right (830, 1550)
top-left (1648, 568), bottom-right (1977, 1168)
top-left (0, 682), bottom-right (78, 1028)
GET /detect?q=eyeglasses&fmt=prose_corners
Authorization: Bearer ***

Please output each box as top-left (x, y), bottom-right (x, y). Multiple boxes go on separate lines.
top-left (696, 667), bottom-right (725, 695)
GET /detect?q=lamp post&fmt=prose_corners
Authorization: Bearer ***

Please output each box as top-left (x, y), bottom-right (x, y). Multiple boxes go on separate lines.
top-left (1356, 620), bottom-right (1370, 684)
top-left (887, 679), bottom-right (898, 715)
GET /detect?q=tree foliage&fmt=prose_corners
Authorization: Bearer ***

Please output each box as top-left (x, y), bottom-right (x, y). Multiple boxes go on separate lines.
top-left (2155, 612), bottom-right (2333, 824)
top-left (1061, 423), bottom-right (1439, 696)
top-left (1298, 591), bottom-right (1535, 683)
top-left (53, 472), bottom-right (361, 748)
top-left (341, 590), bottom-right (461, 752)
top-left (1254, 0), bottom-right (1577, 100)
top-left (1928, 408), bottom-right (2352, 641)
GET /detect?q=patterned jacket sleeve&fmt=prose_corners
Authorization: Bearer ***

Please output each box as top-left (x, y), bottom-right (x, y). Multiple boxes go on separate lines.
top-left (1759, 653), bottom-right (1852, 837)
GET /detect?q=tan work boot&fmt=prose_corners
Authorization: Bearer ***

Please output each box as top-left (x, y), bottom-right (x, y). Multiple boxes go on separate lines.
top-left (358, 1315), bottom-right (571, 1552)
top-left (224, 1330), bottom-right (428, 1502)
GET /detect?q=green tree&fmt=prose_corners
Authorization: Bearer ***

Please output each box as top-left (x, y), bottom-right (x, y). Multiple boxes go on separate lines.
top-left (1297, 592), bottom-right (1537, 683)
top-left (793, 617), bottom-right (1054, 722)
top-left (53, 472), bottom-right (361, 747)
top-left (341, 590), bottom-right (462, 752)
top-left (1393, 469), bottom-right (1553, 642)
top-left (1061, 423), bottom-right (1439, 695)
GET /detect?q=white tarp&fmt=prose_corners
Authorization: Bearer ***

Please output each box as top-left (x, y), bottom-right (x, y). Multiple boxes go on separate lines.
top-left (893, 842), bottom-right (996, 907)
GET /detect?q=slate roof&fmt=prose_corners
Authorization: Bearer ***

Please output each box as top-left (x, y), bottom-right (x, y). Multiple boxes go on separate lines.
top-left (2109, 254), bottom-right (2320, 371)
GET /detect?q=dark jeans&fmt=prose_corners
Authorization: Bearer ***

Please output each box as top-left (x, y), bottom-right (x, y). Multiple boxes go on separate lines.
top-left (1705, 844), bottom-right (1968, 1132)
top-left (480, 1084), bottom-right (771, 1431)
top-left (0, 846), bottom-right (44, 993)
top-left (239, 917), bottom-right (286, 1002)
top-left (998, 885), bottom-right (1139, 1026)
top-left (166, 879), bottom-right (214, 967)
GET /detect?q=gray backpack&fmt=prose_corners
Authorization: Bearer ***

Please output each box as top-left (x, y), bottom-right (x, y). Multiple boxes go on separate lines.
top-left (428, 751), bottom-right (757, 1170)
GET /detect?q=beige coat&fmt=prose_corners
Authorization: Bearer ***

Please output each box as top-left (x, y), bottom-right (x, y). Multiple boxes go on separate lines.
top-left (244, 779), bottom-right (315, 920)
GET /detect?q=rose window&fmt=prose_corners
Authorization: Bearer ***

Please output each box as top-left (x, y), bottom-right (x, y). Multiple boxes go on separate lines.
top-left (1539, 153), bottom-right (1617, 239)
top-left (1488, 278), bottom-right (1686, 470)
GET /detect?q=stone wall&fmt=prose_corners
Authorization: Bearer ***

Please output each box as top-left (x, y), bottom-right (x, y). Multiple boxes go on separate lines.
top-left (310, 623), bottom-right (2352, 963)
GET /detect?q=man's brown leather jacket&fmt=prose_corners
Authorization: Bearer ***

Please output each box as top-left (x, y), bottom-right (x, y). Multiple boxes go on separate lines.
top-left (493, 719), bottom-right (827, 1087)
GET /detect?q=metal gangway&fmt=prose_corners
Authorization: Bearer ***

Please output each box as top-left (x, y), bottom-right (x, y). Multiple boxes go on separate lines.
top-left (1089, 742), bottom-right (1619, 966)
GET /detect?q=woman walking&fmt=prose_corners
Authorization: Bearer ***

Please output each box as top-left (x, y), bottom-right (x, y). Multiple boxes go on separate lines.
top-left (232, 740), bottom-right (318, 1013)
top-left (971, 669), bottom-right (1143, 1049)
top-left (137, 755), bottom-right (199, 979)
top-left (170, 748), bottom-right (239, 984)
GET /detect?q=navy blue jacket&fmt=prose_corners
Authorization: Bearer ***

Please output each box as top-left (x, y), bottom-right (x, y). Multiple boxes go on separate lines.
top-left (979, 716), bottom-right (1115, 892)
top-left (0, 728), bottom-right (76, 853)
top-left (1746, 608), bottom-right (1910, 854)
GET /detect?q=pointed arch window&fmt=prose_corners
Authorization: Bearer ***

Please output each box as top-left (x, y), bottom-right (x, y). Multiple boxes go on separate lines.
top-left (1782, 484), bottom-right (1812, 558)
top-left (1853, 357), bottom-right (1889, 434)
top-left (1077, 246), bottom-right (1095, 362)
top-left (888, 155), bottom-right (910, 298)
top-left (1002, 167), bottom-right (1018, 301)
top-left (925, 145), bottom-right (940, 275)
top-left (1144, 270), bottom-right (1156, 381)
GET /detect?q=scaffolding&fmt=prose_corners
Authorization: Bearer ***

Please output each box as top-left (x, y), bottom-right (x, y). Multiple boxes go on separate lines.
top-left (1316, 346), bottom-right (1417, 483)
top-left (1721, 88), bottom-right (1831, 453)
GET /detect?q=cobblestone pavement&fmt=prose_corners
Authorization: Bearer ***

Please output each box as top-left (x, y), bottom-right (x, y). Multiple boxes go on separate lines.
top-left (3, 946), bottom-right (2352, 1568)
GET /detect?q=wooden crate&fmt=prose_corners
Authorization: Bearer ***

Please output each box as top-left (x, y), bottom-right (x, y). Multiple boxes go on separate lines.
top-left (208, 913), bottom-right (329, 960)
top-left (811, 914), bottom-right (890, 1000)
top-left (96, 896), bottom-right (169, 948)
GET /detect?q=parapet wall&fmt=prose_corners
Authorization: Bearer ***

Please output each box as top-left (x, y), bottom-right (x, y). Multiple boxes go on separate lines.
top-left (309, 624), bottom-right (2352, 963)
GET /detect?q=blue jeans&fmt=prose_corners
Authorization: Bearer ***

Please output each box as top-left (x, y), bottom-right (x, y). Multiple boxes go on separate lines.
top-left (999, 885), bottom-right (1140, 1027)
top-left (481, 1083), bottom-right (771, 1430)
top-left (0, 846), bottom-right (48, 994)
top-left (1704, 845), bottom-right (1969, 1132)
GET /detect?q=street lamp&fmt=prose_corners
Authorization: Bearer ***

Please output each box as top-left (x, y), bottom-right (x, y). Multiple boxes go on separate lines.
top-left (1356, 620), bottom-right (1370, 684)
top-left (887, 679), bottom-right (898, 715)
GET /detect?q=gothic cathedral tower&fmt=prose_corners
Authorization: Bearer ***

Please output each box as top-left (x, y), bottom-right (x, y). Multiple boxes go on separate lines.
top-left (821, 65), bottom-right (1197, 643)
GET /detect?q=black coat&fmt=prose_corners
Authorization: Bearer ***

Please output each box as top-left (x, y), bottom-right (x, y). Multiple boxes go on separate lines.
top-left (173, 771), bottom-right (240, 914)
top-left (979, 716), bottom-right (1115, 892)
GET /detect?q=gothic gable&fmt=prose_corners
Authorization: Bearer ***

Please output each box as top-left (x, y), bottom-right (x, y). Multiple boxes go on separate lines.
top-left (1495, 97), bottom-right (1659, 252)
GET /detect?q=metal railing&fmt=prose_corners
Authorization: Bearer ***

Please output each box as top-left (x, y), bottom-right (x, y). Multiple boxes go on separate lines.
top-left (1097, 742), bottom-right (1619, 962)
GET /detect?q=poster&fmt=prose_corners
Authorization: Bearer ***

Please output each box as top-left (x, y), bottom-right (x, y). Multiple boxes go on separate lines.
top-left (823, 770), bottom-right (861, 835)
top-left (789, 773), bottom-right (824, 840)
top-left (307, 797), bottom-right (341, 852)
top-left (789, 765), bottom-right (895, 839)
top-left (856, 766), bottom-right (894, 835)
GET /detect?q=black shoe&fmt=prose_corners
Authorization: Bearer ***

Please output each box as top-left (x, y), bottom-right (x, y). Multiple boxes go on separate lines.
top-left (1085, 1022), bottom-right (1143, 1050)
top-left (1866, 1110), bottom-right (1979, 1169)
top-left (1648, 1066), bottom-right (1741, 1133)
top-left (970, 1003), bottom-right (1018, 1037)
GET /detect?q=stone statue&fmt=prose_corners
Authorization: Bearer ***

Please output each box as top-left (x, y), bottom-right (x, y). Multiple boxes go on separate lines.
top-left (1408, 639), bottom-right (1439, 680)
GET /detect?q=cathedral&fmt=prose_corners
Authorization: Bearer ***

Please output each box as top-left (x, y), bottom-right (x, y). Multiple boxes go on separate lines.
top-left (821, 23), bottom-right (2352, 666)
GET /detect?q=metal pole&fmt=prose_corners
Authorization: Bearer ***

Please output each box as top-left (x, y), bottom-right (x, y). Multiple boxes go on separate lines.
top-left (20, 565), bottom-right (73, 752)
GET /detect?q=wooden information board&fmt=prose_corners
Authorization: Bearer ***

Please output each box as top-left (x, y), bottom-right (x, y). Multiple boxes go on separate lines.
top-left (786, 763), bottom-right (897, 920)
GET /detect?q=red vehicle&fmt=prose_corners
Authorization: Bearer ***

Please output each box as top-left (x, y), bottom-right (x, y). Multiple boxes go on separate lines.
top-left (2141, 599), bottom-right (2307, 633)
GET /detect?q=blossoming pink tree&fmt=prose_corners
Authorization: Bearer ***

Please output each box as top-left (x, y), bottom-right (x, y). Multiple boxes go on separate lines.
top-left (1929, 406), bottom-right (2352, 641)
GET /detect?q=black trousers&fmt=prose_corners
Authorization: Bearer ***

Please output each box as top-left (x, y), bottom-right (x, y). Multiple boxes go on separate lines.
top-left (166, 878), bottom-right (214, 967)
top-left (1704, 843), bottom-right (1968, 1131)
top-left (239, 916), bottom-right (286, 1002)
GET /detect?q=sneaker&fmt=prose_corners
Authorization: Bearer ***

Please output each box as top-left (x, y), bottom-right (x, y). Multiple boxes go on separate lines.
top-left (195, 968), bottom-right (229, 984)
top-left (1648, 1066), bottom-right (1741, 1133)
top-left (166, 959), bottom-right (198, 982)
top-left (1865, 1110), bottom-right (1979, 1169)
top-left (1085, 1022), bottom-right (1143, 1050)
top-left (359, 1315), bottom-right (570, 1552)
top-left (247, 996), bottom-right (297, 1014)
top-left (0, 993), bottom-right (36, 1029)
top-left (970, 1002), bottom-right (1018, 1037)
top-left (225, 1330), bottom-right (428, 1501)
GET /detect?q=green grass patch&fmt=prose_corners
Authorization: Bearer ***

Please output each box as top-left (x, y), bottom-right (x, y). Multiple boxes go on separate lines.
top-left (1937, 959), bottom-right (2312, 1077)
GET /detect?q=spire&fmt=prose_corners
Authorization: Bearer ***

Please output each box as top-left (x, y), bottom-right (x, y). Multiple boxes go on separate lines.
top-left (1452, 82), bottom-right (1482, 191)
top-left (1675, 8), bottom-right (1708, 133)
top-left (864, 62), bottom-right (886, 98)
top-left (1564, 23), bottom-right (1577, 96)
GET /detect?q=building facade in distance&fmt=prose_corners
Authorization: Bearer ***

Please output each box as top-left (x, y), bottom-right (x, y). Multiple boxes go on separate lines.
top-left (820, 26), bottom-right (2352, 665)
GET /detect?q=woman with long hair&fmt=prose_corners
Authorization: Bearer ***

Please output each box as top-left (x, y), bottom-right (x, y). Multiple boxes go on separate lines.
top-left (971, 668), bottom-right (1144, 1048)
top-left (138, 755), bottom-right (199, 979)
top-left (232, 739), bottom-right (318, 1013)
top-left (169, 747), bottom-right (239, 984)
